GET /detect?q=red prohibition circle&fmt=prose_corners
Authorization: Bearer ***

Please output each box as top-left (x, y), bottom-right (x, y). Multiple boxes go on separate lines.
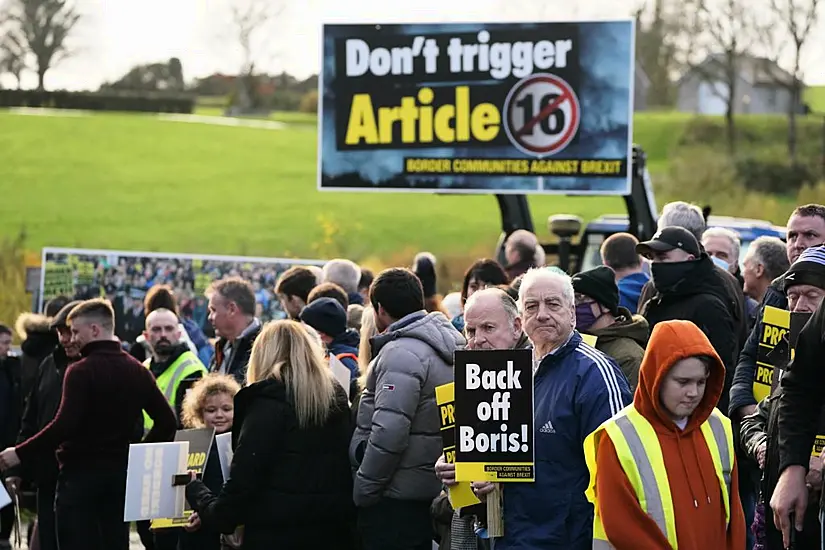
top-left (503, 73), bottom-right (580, 156)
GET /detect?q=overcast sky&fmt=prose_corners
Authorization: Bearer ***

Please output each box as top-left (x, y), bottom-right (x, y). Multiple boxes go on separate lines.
top-left (3, 0), bottom-right (823, 90)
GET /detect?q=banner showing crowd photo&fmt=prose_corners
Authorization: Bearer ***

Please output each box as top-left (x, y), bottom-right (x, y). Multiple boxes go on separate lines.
top-left (319, 21), bottom-right (634, 195)
top-left (39, 247), bottom-right (325, 344)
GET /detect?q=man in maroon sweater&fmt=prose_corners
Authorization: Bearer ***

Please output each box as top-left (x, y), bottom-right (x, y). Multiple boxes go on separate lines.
top-left (0, 299), bottom-right (176, 550)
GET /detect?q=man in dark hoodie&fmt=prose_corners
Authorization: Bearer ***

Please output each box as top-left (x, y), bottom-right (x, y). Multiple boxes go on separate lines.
top-left (299, 297), bottom-right (360, 381)
top-left (6, 301), bottom-right (81, 550)
top-left (637, 227), bottom-right (737, 414)
top-left (572, 266), bottom-right (648, 391)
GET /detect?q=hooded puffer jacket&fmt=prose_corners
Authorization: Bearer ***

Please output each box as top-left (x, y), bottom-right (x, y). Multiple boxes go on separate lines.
top-left (15, 313), bottom-right (58, 400)
top-left (350, 311), bottom-right (465, 507)
top-left (593, 320), bottom-right (746, 550)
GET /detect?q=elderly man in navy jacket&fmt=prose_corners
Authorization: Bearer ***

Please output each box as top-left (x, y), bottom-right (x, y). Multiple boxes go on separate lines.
top-left (468, 268), bottom-right (632, 549)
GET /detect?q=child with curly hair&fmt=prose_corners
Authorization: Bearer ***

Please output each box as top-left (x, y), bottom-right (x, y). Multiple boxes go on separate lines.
top-left (179, 374), bottom-right (241, 550)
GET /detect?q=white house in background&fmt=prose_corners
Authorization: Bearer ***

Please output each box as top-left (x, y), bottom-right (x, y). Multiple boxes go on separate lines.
top-left (676, 54), bottom-right (804, 115)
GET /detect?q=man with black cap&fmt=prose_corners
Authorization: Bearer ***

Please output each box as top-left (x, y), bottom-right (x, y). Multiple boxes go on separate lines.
top-left (299, 297), bottom-right (360, 381)
top-left (571, 266), bottom-right (648, 391)
top-left (637, 226), bottom-right (738, 413)
top-left (6, 300), bottom-right (81, 550)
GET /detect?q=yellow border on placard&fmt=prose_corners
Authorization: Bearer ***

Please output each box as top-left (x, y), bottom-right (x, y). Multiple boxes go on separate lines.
top-left (456, 462), bottom-right (535, 482)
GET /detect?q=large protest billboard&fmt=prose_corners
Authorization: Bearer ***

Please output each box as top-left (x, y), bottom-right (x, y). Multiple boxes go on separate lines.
top-left (319, 21), bottom-right (634, 195)
top-left (39, 247), bottom-right (325, 344)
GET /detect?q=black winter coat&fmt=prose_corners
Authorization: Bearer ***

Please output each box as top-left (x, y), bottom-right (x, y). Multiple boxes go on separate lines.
top-left (186, 377), bottom-right (356, 550)
top-left (16, 313), bottom-right (58, 403)
top-left (14, 348), bottom-right (75, 483)
top-left (640, 255), bottom-right (738, 414)
top-left (209, 323), bottom-right (262, 386)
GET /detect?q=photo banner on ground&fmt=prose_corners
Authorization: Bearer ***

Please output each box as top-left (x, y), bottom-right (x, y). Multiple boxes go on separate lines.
top-left (319, 21), bottom-right (634, 195)
top-left (38, 247), bottom-right (325, 344)
top-left (454, 349), bottom-right (535, 482)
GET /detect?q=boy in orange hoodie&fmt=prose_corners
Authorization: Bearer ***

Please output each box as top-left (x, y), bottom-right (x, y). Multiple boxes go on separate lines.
top-left (584, 319), bottom-right (746, 549)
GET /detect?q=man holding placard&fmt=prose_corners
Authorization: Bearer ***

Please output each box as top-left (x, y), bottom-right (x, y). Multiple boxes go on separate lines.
top-left (451, 269), bottom-right (631, 549)
top-left (0, 299), bottom-right (177, 550)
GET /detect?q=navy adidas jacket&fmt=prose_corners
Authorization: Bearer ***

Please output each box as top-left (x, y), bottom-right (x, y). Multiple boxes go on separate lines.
top-left (498, 331), bottom-right (632, 550)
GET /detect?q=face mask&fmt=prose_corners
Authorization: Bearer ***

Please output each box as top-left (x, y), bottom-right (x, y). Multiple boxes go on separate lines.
top-left (651, 261), bottom-right (695, 293)
top-left (575, 302), bottom-right (599, 331)
top-left (710, 255), bottom-right (730, 272)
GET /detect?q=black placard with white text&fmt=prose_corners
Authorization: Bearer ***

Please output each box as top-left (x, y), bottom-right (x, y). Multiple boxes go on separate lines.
top-left (454, 349), bottom-right (535, 482)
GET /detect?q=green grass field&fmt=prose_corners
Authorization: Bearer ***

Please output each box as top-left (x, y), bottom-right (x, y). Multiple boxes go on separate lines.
top-left (805, 86), bottom-right (825, 114)
top-left (0, 108), bottom-right (813, 264)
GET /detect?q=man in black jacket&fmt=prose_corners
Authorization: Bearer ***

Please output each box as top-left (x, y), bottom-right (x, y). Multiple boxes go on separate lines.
top-left (637, 227), bottom-right (737, 413)
top-left (730, 204), bottom-right (825, 421)
top-left (771, 247), bottom-right (825, 547)
top-left (6, 301), bottom-right (81, 550)
top-left (207, 277), bottom-right (261, 385)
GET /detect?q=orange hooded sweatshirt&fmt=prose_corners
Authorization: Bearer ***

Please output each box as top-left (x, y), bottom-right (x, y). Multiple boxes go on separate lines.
top-left (595, 320), bottom-right (745, 549)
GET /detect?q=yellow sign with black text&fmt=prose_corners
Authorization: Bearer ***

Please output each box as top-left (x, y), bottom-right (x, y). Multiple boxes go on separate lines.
top-left (436, 383), bottom-right (482, 509)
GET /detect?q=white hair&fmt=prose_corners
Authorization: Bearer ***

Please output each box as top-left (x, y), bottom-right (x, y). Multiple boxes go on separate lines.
top-left (308, 265), bottom-right (324, 285)
top-left (702, 227), bottom-right (741, 262)
top-left (659, 201), bottom-right (706, 241)
top-left (442, 292), bottom-right (463, 319)
top-left (517, 268), bottom-right (575, 311)
top-left (322, 259), bottom-right (361, 294)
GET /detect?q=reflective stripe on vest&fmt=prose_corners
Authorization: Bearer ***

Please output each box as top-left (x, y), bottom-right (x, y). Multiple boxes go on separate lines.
top-left (143, 351), bottom-right (206, 432)
top-left (585, 405), bottom-right (734, 549)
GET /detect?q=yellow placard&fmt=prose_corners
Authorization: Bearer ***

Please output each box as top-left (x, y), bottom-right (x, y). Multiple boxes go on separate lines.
top-left (753, 306), bottom-right (790, 402)
top-left (581, 333), bottom-right (598, 348)
top-left (436, 382), bottom-right (481, 509)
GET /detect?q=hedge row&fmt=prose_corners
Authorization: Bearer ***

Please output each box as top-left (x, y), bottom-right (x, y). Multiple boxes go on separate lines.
top-left (0, 89), bottom-right (195, 114)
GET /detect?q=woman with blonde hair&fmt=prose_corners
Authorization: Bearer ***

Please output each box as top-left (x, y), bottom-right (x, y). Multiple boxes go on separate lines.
top-left (185, 320), bottom-right (356, 550)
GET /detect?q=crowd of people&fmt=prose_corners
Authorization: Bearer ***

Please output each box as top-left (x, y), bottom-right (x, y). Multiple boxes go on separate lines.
top-left (0, 200), bottom-right (824, 549)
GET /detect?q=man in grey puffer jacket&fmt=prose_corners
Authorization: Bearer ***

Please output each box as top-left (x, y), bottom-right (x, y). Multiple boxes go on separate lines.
top-left (351, 268), bottom-right (465, 550)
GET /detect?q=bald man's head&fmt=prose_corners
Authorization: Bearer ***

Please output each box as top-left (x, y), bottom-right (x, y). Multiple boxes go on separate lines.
top-left (505, 230), bottom-right (539, 266)
top-left (144, 308), bottom-right (182, 357)
top-left (464, 288), bottom-right (523, 350)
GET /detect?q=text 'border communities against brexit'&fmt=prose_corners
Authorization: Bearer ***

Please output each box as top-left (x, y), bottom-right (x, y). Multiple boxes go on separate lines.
top-left (319, 21), bottom-right (635, 195)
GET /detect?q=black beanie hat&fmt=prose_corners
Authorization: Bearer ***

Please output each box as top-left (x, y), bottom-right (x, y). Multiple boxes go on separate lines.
top-left (571, 266), bottom-right (620, 316)
top-left (50, 300), bottom-right (83, 330)
top-left (299, 297), bottom-right (347, 338)
top-left (412, 252), bottom-right (438, 298)
top-left (780, 245), bottom-right (825, 292)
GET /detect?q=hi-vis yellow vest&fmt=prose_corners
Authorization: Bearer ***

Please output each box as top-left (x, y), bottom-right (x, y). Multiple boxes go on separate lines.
top-left (583, 405), bottom-right (734, 549)
top-left (143, 351), bottom-right (207, 432)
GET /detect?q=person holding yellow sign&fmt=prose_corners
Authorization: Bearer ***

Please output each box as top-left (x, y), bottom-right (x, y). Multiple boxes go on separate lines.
top-left (744, 245), bottom-right (825, 549)
top-left (585, 319), bottom-right (745, 550)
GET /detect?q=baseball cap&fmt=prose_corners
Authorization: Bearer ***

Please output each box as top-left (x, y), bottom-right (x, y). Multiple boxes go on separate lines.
top-left (636, 227), bottom-right (701, 259)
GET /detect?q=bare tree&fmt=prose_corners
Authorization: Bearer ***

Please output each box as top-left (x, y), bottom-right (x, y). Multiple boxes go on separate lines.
top-left (760, 0), bottom-right (821, 164)
top-left (229, 0), bottom-right (284, 113)
top-left (1, 0), bottom-right (80, 90)
top-left (684, 0), bottom-right (761, 154)
top-left (0, 33), bottom-right (26, 89)
top-left (634, 0), bottom-right (698, 107)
